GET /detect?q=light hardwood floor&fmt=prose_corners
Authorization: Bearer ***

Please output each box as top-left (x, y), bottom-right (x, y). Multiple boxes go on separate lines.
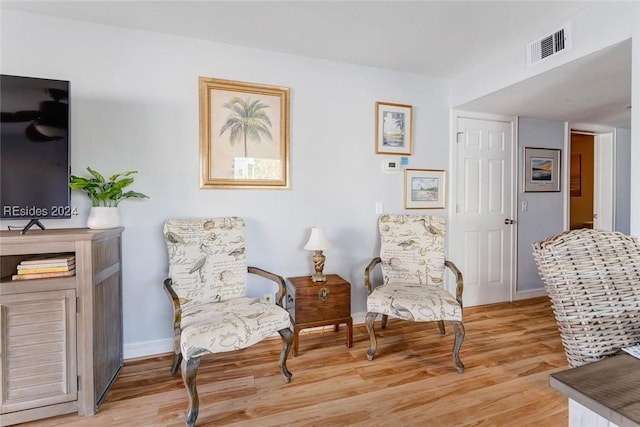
top-left (20, 297), bottom-right (569, 427)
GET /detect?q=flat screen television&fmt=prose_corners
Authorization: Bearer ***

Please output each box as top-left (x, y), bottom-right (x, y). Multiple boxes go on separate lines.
top-left (1, 74), bottom-right (71, 230)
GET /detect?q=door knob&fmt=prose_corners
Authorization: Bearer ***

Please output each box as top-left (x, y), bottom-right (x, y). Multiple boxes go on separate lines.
top-left (504, 218), bottom-right (515, 225)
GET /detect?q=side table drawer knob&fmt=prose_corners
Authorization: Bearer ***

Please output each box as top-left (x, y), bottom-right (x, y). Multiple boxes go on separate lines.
top-left (318, 287), bottom-right (330, 301)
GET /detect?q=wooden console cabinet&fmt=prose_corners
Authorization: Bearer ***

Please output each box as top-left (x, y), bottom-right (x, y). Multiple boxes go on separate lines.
top-left (0, 228), bottom-right (124, 425)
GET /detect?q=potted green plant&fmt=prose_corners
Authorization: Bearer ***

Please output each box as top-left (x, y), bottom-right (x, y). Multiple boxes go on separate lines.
top-left (69, 167), bottom-right (149, 229)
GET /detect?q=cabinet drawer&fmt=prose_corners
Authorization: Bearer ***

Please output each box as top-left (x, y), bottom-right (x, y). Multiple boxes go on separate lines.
top-left (287, 275), bottom-right (351, 324)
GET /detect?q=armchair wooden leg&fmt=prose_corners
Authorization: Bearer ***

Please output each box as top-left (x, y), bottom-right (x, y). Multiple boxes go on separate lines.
top-left (437, 320), bottom-right (446, 335)
top-left (381, 314), bottom-right (389, 329)
top-left (365, 312), bottom-right (378, 361)
top-left (171, 352), bottom-right (183, 375)
top-left (278, 328), bottom-right (293, 382)
top-left (452, 320), bottom-right (465, 374)
top-left (182, 357), bottom-right (201, 427)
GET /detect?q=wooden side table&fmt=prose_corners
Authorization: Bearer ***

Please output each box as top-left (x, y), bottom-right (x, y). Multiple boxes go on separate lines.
top-left (286, 274), bottom-right (353, 356)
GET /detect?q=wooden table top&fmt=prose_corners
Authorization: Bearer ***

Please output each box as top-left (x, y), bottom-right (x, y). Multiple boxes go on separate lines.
top-left (550, 353), bottom-right (640, 427)
top-left (287, 274), bottom-right (348, 287)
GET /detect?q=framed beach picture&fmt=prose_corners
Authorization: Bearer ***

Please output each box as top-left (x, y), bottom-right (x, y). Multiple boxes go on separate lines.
top-left (404, 168), bottom-right (446, 209)
top-left (199, 77), bottom-right (290, 189)
top-left (524, 147), bottom-right (561, 192)
top-left (376, 101), bottom-right (413, 155)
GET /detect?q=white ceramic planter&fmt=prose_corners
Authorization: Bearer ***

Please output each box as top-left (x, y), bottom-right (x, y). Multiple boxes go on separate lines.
top-left (87, 207), bottom-right (121, 229)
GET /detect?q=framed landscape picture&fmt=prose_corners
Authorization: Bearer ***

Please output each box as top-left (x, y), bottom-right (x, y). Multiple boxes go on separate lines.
top-left (524, 147), bottom-right (561, 192)
top-left (376, 101), bottom-right (413, 155)
top-left (199, 77), bottom-right (290, 189)
top-left (404, 168), bottom-right (446, 209)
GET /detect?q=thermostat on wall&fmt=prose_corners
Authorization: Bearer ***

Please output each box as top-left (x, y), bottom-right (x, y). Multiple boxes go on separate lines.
top-left (381, 159), bottom-right (400, 172)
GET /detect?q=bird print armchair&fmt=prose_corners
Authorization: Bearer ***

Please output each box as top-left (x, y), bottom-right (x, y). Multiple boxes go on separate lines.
top-left (364, 214), bottom-right (465, 373)
top-left (163, 217), bottom-right (293, 427)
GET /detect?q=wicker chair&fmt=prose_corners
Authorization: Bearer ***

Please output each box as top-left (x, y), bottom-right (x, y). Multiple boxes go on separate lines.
top-left (532, 228), bottom-right (640, 368)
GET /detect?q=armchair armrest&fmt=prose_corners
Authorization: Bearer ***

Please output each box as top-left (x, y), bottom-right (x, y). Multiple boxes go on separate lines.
top-left (248, 266), bottom-right (287, 306)
top-left (163, 278), bottom-right (182, 349)
top-left (445, 260), bottom-right (464, 307)
top-left (364, 257), bottom-right (382, 295)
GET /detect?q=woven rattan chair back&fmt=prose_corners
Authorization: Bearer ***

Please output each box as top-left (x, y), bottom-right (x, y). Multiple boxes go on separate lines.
top-left (533, 228), bottom-right (640, 367)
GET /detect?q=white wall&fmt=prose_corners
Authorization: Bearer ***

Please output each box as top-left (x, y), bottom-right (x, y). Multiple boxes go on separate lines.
top-left (1, 10), bottom-right (451, 357)
top-left (451, 2), bottom-right (640, 236)
top-left (516, 118), bottom-right (566, 294)
top-left (615, 128), bottom-right (631, 234)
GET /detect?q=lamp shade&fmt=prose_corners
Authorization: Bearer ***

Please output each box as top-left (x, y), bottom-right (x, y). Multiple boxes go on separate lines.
top-left (304, 227), bottom-right (334, 251)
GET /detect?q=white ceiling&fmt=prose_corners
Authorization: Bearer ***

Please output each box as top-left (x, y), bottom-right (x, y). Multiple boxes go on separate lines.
top-left (461, 39), bottom-right (632, 129)
top-left (1, 1), bottom-right (632, 128)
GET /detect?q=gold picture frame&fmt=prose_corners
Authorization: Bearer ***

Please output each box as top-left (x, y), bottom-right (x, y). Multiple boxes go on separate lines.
top-left (375, 101), bottom-right (413, 155)
top-left (199, 77), bottom-right (290, 189)
top-left (404, 168), bottom-right (446, 209)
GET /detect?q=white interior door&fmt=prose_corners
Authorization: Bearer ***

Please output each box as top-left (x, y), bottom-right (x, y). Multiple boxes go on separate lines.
top-left (452, 113), bottom-right (515, 307)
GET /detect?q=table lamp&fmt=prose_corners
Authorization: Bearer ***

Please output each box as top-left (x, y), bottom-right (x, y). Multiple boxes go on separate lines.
top-left (304, 227), bottom-right (333, 282)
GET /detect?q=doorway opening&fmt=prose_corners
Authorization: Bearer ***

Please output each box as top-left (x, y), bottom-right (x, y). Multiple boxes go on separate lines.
top-left (569, 132), bottom-right (594, 229)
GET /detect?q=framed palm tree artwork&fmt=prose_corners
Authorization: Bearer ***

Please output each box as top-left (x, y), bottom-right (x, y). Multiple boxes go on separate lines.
top-left (199, 77), bottom-right (290, 189)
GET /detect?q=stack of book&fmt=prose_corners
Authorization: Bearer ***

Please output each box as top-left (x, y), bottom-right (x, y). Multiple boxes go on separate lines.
top-left (12, 254), bottom-right (76, 281)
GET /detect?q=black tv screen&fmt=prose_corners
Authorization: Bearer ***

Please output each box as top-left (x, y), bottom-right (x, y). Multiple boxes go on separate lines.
top-left (1, 74), bottom-right (71, 219)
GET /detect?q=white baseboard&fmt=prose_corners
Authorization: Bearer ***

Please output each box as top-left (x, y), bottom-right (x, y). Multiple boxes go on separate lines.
top-left (353, 311), bottom-right (366, 325)
top-left (513, 288), bottom-right (548, 300)
top-left (124, 338), bottom-right (174, 360)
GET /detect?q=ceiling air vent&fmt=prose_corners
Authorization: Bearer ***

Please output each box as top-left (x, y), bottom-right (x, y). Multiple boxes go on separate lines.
top-left (527, 24), bottom-right (571, 67)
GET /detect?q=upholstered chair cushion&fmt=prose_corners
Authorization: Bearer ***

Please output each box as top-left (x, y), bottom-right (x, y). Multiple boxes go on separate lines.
top-left (180, 297), bottom-right (292, 359)
top-left (164, 217), bottom-right (247, 311)
top-left (378, 214), bottom-right (446, 287)
top-left (367, 284), bottom-right (462, 322)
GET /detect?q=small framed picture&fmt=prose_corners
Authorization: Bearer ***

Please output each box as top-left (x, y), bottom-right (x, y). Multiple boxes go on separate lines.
top-left (404, 168), bottom-right (446, 209)
top-left (524, 147), bottom-right (561, 192)
top-left (375, 101), bottom-right (413, 155)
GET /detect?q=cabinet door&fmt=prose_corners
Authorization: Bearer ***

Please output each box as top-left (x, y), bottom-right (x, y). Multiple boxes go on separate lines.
top-left (1, 289), bottom-right (77, 414)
